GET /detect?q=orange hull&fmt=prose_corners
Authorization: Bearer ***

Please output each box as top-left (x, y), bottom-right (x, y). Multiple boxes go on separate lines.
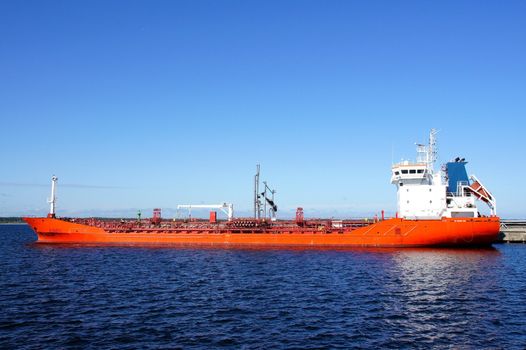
top-left (24, 217), bottom-right (500, 247)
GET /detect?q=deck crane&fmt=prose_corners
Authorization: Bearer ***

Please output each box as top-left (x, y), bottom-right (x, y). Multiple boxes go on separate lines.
top-left (176, 203), bottom-right (234, 221)
top-left (254, 164), bottom-right (278, 221)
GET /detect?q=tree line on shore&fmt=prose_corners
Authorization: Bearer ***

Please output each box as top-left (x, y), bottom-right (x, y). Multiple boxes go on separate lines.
top-left (0, 217), bottom-right (24, 223)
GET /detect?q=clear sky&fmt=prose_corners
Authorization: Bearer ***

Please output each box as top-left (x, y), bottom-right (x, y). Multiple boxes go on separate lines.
top-left (1, 1), bottom-right (525, 218)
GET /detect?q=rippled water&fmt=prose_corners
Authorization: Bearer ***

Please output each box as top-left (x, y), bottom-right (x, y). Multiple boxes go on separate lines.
top-left (1, 224), bottom-right (526, 349)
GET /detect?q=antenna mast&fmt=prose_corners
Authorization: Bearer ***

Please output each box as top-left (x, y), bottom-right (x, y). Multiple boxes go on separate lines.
top-left (415, 129), bottom-right (439, 175)
top-left (428, 128), bottom-right (438, 170)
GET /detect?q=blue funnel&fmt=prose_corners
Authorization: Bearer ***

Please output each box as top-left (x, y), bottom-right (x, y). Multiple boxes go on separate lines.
top-left (446, 160), bottom-right (469, 194)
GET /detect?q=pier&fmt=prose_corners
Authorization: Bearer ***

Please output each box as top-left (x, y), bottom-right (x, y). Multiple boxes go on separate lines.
top-left (499, 220), bottom-right (526, 243)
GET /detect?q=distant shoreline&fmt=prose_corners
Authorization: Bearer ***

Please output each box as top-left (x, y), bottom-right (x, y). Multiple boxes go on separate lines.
top-left (0, 218), bottom-right (25, 224)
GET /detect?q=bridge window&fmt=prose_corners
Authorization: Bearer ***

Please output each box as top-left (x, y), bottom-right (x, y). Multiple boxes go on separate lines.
top-left (409, 169), bottom-right (416, 174)
top-left (401, 170), bottom-right (408, 174)
top-left (394, 171), bottom-right (399, 175)
top-left (417, 169), bottom-right (424, 173)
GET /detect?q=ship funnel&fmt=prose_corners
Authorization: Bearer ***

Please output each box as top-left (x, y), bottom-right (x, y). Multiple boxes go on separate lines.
top-left (446, 159), bottom-right (469, 195)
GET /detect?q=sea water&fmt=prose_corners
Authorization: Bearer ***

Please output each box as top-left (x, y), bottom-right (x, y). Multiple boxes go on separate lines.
top-left (1, 224), bottom-right (525, 349)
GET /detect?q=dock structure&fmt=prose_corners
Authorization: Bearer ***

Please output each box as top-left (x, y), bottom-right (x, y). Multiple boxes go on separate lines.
top-left (499, 220), bottom-right (526, 243)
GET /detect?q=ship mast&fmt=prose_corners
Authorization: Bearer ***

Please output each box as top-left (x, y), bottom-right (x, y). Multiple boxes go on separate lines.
top-left (416, 128), bottom-right (438, 175)
top-left (253, 164), bottom-right (277, 220)
top-left (254, 164), bottom-right (261, 219)
top-left (427, 128), bottom-right (438, 172)
top-left (47, 175), bottom-right (58, 218)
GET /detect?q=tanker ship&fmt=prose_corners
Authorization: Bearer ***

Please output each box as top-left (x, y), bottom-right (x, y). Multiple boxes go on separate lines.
top-left (25, 130), bottom-right (500, 247)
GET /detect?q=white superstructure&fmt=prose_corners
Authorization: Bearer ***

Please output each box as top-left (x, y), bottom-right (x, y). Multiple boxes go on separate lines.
top-left (391, 129), bottom-right (496, 220)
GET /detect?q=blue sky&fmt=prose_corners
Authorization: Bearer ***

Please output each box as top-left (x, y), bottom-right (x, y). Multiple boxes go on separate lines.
top-left (1, 1), bottom-right (525, 218)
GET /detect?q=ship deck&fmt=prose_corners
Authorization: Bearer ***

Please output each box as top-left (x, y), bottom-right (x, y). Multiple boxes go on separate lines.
top-left (60, 217), bottom-right (374, 234)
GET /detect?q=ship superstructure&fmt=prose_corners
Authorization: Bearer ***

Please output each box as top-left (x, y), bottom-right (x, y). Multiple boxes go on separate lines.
top-left (391, 129), bottom-right (496, 220)
top-left (24, 130), bottom-right (500, 247)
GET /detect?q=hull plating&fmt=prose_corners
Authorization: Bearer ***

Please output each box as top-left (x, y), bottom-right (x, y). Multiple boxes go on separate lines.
top-left (24, 217), bottom-right (500, 247)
